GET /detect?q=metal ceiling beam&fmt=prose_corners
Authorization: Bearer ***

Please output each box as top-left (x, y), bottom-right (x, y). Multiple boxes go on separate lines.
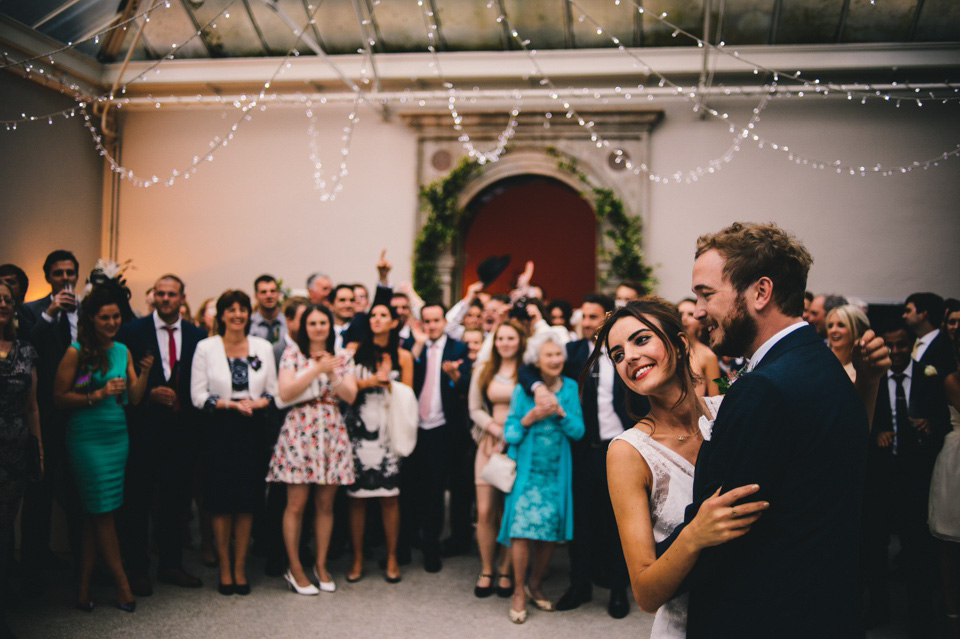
top-left (907, 0), bottom-right (926, 42)
top-left (177, 0), bottom-right (217, 57)
top-left (426, 0), bottom-right (447, 51)
top-left (350, 0), bottom-right (381, 91)
top-left (298, 0), bottom-right (327, 53)
top-left (633, 0), bottom-right (644, 48)
top-left (32, 0), bottom-right (85, 29)
top-left (103, 43), bottom-right (960, 87)
top-left (363, 0), bottom-right (384, 53)
top-left (494, 0), bottom-right (512, 50)
top-left (241, 0), bottom-right (271, 55)
top-left (768, 0), bottom-right (782, 45)
top-left (258, 0), bottom-right (389, 119)
top-left (99, 0), bottom-right (142, 62)
top-left (0, 13), bottom-right (104, 93)
top-left (834, 0), bottom-right (851, 43)
top-left (562, 0), bottom-right (575, 49)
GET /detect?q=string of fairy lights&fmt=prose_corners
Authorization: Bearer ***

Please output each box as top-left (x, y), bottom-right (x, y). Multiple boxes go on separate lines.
top-left (1, 0), bottom-right (958, 189)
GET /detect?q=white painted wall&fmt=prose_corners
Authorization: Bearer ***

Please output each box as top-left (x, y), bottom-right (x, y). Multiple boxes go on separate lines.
top-left (0, 74), bottom-right (103, 301)
top-left (4, 72), bottom-right (958, 313)
top-left (646, 97), bottom-right (960, 304)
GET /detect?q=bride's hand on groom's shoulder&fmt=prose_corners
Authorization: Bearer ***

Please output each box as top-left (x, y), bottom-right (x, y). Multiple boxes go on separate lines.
top-left (683, 485), bottom-right (769, 550)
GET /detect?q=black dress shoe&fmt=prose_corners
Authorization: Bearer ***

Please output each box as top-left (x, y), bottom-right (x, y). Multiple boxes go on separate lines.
top-left (234, 583), bottom-right (251, 596)
top-left (217, 583), bottom-right (235, 596)
top-left (608, 588), bottom-right (630, 619)
top-left (423, 552), bottom-right (442, 574)
top-left (555, 584), bottom-right (592, 611)
top-left (474, 574), bottom-right (495, 598)
top-left (157, 568), bottom-right (203, 588)
top-left (128, 574), bottom-right (153, 597)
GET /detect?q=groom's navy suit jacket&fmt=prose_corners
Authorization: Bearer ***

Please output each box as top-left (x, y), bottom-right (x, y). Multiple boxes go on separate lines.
top-left (657, 324), bottom-right (868, 639)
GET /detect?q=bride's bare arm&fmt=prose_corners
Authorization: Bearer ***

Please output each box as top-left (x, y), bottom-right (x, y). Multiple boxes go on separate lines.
top-left (607, 440), bottom-right (768, 612)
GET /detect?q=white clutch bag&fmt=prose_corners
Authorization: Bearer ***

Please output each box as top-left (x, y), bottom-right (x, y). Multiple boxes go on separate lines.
top-left (479, 452), bottom-right (516, 493)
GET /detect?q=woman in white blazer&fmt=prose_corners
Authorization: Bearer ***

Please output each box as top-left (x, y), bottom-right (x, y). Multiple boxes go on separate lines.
top-left (191, 290), bottom-right (277, 596)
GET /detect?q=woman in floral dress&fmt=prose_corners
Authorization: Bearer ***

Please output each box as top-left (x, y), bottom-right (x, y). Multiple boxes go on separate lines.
top-left (267, 304), bottom-right (357, 595)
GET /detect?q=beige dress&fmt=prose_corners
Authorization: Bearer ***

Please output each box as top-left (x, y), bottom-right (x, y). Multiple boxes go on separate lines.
top-left (468, 372), bottom-right (515, 487)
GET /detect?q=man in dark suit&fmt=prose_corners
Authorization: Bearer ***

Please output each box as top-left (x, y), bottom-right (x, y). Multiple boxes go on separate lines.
top-left (404, 303), bottom-right (472, 572)
top-left (863, 324), bottom-right (949, 636)
top-left (115, 274), bottom-right (206, 594)
top-left (904, 291), bottom-right (958, 382)
top-left (657, 222), bottom-right (881, 639)
top-left (519, 293), bottom-right (648, 618)
top-left (20, 250), bottom-right (81, 578)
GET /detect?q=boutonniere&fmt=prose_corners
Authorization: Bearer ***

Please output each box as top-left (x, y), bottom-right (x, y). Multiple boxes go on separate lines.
top-left (248, 355), bottom-right (262, 372)
top-left (924, 365), bottom-right (938, 377)
top-left (714, 368), bottom-right (742, 395)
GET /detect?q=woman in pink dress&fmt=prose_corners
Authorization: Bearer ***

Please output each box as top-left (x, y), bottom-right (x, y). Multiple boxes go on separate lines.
top-left (468, 319), bottom-right (527, 598)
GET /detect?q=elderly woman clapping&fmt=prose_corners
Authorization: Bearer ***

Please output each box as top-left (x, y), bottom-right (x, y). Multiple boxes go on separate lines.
top-left (497, 330), bottom-right (583, 624)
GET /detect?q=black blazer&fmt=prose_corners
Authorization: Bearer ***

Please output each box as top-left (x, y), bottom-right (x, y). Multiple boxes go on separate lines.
top-left (917, 330), bottom-right (958, 380)
top-left (657, 325), bottom-right (868, 639)
top-left (872, 361), bottom-right (950, 462)
top-left (517, 338), bottom-right (648, 444)
top-left (28, 298), bottom-right (74, 421)
top-left (115, 315), bottom-right (207, 428)
top-left (413, 337), bottom-right (472, 432)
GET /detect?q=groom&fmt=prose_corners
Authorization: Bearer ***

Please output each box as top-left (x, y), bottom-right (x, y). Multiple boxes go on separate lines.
top-left (657, 223), bottom-right (873, 638)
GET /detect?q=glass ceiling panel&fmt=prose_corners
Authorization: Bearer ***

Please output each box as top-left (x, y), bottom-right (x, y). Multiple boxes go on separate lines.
top-left (569, 0), bottom-right (636, 49)
top-left (718, 0), bottom-right (776, 46)
top-left (641, 0), bottom-right (703, 47)
top-left (140, 1), bottom-right (210, 59)
top-left (247, 0), bottom-right (304, 56)
top-left (776, 0), bottom-right (843, 44)
top-left (0, 0), bottom-right (81, 28)
top-left (371, 0), bottom-right (438, 53)
top-left (313, 0), bottom-right (364, 55)
top-left (842, 0), bottom-right (914, 43)
top-left (914, 0), bottom-right (960, 42)
top-left (435, 0), bottom-right (505, 52)
top-left (186, 0), bottom-right (265, 57)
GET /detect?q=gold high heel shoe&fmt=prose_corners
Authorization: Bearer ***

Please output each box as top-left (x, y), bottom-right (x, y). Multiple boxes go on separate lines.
top-left (525, 585), bottom-right (554, 612)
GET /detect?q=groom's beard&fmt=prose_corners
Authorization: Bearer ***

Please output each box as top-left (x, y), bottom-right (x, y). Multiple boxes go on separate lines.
top-left (711, 293), bottom-right (758, 358)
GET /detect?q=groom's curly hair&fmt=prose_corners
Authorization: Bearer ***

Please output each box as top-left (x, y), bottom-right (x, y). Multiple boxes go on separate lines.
top-left (696, 222), bottom-right (812, 318)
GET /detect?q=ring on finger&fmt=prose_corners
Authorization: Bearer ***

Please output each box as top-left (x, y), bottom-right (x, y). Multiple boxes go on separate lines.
top-left (731, 507), bottom-right (738, 517)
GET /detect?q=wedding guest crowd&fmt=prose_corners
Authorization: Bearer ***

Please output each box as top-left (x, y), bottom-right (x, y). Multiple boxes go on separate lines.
top-left (1, 245), bottom-right (957, 639)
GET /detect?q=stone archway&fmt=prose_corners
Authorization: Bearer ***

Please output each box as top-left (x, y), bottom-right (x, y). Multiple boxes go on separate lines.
top-left (401, 110), bottom-right (662, 305)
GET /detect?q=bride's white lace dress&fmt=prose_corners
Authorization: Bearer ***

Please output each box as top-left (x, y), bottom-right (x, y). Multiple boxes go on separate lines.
top-left (612, 396), bottom-right (720, 639)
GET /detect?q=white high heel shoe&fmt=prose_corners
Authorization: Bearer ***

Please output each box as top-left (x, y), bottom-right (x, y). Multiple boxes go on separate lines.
top-left (314, 566), bottom-right (336, 593)
top-left (284, 570), bottom-right (320, 596)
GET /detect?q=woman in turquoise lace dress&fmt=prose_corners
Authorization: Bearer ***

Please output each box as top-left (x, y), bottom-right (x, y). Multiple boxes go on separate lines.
top-left (53, 284), bottom-right (153, 612)
top-left (498, 330), bottom-right (583, 624)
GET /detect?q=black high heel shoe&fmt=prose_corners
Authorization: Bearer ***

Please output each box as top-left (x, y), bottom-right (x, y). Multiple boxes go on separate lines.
top-left (474, 574), bottom-right (495, 598)
top-left (496, 574), bottom-right (514, 598)
top-left (115, 600), bottom-right (136, 613)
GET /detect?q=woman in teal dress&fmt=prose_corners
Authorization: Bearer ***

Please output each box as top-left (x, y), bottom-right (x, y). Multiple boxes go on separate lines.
top-left (498, 330), bottom-right (583, 624)
top-left (53, 284), bottom-right (153, 612)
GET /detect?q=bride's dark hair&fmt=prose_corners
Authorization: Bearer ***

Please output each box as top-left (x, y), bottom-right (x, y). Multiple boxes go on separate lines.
top-left (582, 296), bottom-right (698, 417)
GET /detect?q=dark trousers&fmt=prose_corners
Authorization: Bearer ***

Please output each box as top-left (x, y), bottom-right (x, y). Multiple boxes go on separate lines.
top-left (568, 440), bottom-right (629, 592)
top-left (118, 412), bottom-right (197, 574)
top-left (19, 413), bottom-right (82, 565)
top-left (400, 424), bottom-right (475, 555)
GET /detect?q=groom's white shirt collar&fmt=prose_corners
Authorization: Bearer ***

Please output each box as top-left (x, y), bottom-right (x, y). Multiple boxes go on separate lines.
top-left (745, 321), bottom-right (808, 372)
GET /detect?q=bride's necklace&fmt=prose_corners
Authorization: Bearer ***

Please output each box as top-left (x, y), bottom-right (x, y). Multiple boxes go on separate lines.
top-left (642, 415), bottom-right (700, 442)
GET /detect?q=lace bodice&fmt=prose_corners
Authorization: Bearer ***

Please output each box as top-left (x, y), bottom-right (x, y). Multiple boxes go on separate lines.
top-left (612, 395), bottom-right (720, 639)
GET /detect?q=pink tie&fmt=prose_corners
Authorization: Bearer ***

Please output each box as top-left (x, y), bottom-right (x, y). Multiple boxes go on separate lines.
top-left (419, 343), bottom-right (438, 421)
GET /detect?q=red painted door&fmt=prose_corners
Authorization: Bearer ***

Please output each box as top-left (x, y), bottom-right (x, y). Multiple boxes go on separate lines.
top-left (461, 175), bottom-right (597, 304)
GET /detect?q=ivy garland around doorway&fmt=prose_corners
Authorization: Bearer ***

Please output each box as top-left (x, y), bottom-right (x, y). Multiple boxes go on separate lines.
top-left (412, 149), bottom-right (654, 303)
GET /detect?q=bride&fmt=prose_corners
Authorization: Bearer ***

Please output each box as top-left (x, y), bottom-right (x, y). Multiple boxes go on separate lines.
top-left (589, 298), bottom-right (768, 638)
